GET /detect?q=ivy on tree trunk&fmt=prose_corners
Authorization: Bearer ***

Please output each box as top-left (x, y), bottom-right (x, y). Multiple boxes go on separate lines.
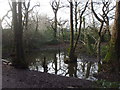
top-left (103, 1), bottom-right (120, 73)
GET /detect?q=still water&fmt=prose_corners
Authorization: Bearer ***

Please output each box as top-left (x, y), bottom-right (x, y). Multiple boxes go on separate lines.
top-left (28, 50), bottom-right (98, 81)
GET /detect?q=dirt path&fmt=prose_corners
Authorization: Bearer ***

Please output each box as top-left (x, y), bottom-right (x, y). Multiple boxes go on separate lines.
top-left (2, 63), bottom-right (95, 88)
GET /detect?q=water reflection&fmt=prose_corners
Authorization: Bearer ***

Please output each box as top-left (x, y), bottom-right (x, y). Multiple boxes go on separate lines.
top-left (28, 50), bottom-right (98, 81)
top-left (54, 53), bottom-right (57, 74)
top-left (42, 57), bottom-right (48, 73)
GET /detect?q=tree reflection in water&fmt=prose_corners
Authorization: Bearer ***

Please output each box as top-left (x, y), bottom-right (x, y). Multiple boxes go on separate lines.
top-left (42, 57), bottom-right (48, 73)
top-left (29, 50), bottom-right (98, 81)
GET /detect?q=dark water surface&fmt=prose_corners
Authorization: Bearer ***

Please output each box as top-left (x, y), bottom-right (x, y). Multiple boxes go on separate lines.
top-left (28, 50), bottom-right (98, 81)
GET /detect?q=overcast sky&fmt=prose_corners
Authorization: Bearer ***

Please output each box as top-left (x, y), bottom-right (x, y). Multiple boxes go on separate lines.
top-left (0, 0), bottom-right (71, 28)
top-left (0, 0), bottom-right (90, 19)
top-left (0, 0), bottom-right (70, 20)
top-left (0, 0), bottom-right (115, 28)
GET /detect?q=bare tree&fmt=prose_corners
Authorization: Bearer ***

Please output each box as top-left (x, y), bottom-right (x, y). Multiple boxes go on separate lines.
top-left (12, 0), bottom-right (28, 68)
top-left (69, 0), bottom-right (74, 61)
top-left (91, 0), bottom-right (115, 69)
top-left (103, 0), bottom-right (120, 73)
top-left (68, 0), bottom-right (89, 62)
top-left (50, 0), bottom-right (64, 41)
top-left (74, 1), bottom-right (80, 33)
top-left (58, 19), bottom-right (68, 41)
top-left (22, 1), bottom-right (40, 51)
top-left (23, 0), bottom-right (40, 31)
top-left (1, 10), bottom-right (12, 29)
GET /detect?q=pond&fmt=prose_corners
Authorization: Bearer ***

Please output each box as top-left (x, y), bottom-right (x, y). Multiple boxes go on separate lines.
top-left (27, 49), bottom-right (98, 81)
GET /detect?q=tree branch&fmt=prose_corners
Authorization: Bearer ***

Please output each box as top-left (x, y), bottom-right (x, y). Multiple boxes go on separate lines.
top-left (91, 0), bottom-right (103, 22)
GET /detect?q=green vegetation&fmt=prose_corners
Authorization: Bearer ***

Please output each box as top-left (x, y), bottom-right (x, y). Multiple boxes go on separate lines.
top-left (95, 80), bottom-right (120, 88)
top-left (1, 0), bottom-right (120, 88)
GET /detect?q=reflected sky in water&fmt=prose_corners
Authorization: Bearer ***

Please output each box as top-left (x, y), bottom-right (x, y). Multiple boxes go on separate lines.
top-left (28, 50), bottom-right (98, 81)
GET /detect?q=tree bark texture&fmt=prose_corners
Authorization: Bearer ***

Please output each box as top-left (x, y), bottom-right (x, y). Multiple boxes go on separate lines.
top-left (12, 1), bottom-right (28, 68)
top-left (69, 1), bottom-right (75, 61)
top-left (104, 1), bottom-right (120, 73)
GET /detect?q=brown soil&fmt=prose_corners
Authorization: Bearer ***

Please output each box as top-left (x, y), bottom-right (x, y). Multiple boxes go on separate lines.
top-left (93, 72), bottom-right (120, 82)
top-left (2, 63), bottom-right (95, 88)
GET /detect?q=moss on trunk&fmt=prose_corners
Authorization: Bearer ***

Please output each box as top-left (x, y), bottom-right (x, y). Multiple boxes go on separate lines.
top-left (102, 1), bottom-right (120, 73)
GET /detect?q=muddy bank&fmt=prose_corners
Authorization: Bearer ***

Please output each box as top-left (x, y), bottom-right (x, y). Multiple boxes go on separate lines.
top-left (2, 63), bottom-right (95, 88)
top-left (93, 72), bottom-right (120, 82)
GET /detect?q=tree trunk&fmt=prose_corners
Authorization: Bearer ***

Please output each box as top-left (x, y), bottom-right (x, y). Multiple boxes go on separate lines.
top-left (54, 53), bottom-right (57, 74)
top-left (68, 62), bottom-right (77, 77)
top-left (97, 22), bottom-right (104, 72)
top-left (86, 62), bottom-right (92, 78)
top-left (83, 17), bottom-right (86, 41)
top-left (54, 12), bottom-right (57, 40)
top-left (24, 9), bottom-right (29, 31)
top-left (75, 1), bottom-right (78, 33)
top-left (97, 37), bottom-right (102, 72)
top-left (104, 1), bottom-right (120, 73)
top-left (69, 1), bottom-right (75, 61)
top-left (12, 1), bottom-right (28, 68)
top-left (68, 1), bottom-right (88, 62)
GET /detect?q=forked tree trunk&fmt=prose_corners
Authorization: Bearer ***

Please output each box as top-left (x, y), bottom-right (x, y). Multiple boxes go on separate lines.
top-left (69, 0), bottom-right (88, 62)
